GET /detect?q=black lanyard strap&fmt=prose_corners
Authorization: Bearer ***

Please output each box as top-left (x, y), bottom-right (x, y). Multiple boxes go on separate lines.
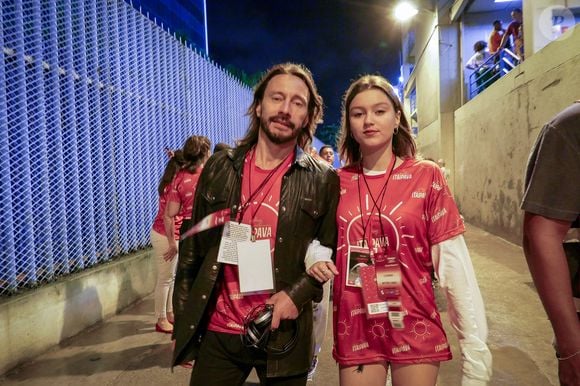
top-left (356, 154), bottom-right (397, 250)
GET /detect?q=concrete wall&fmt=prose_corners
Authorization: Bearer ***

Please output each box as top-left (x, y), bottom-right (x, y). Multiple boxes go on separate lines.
top-left (0, 249), bottom-right (156, 375)
top-left (416, 35), bottom-right (441, 129)
top-left (413, 8), bottom-right (462, 192)
top-left (454, 26), bottom-right (580, 244)
top-left (416, 118), bottom-right (441, 158)
top-left (403, 8), bottom-right (440, 129)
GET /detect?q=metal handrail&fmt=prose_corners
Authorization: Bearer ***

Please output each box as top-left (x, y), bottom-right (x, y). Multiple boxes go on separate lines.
top-left (468, 48), bottom-right (520, 98)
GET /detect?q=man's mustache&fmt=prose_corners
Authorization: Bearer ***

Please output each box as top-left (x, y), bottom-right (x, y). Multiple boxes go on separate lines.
top-left (269, 115), bottom-right (295, 130)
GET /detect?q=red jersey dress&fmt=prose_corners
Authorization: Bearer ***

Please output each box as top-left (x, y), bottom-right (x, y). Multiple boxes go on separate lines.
top-left (333, 159), bottom-right (464, 365)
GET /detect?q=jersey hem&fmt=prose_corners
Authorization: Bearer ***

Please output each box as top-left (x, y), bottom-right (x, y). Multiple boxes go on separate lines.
top-left (332, 351), bottom-right (452, 366)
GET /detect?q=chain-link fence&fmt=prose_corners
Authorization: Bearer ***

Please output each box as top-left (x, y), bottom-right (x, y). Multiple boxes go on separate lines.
top-left (0, 0), bottom-right (252, 296)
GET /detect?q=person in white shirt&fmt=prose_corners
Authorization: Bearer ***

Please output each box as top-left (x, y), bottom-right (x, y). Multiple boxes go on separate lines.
top-left (466, 41), bottom-right (493, 94)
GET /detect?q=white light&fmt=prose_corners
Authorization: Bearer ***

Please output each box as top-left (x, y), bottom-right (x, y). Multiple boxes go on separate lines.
top-left (394, 2), bottom-right (419, 21)
top-left (393, 87), bottom-right (401, 101)
top-left (494, 0), bottom-right (513, 3)
top-left (399, 75), bottom-right (404, 83)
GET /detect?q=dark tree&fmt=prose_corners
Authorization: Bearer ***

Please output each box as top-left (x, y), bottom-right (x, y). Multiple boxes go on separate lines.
top-left (315, 124), bottom-right (340, 149)
top-left (223, 65), bottom-right (263, 88)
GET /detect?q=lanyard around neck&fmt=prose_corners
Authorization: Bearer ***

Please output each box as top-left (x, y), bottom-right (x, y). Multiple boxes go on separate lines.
top-left (237, 147), bottom-right (293, 224)
top-left (356, 154), bottom-right (397, 250)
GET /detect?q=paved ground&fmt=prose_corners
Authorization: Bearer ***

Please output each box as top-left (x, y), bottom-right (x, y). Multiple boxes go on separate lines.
top-left (0, 224), bottom-right (559, 385)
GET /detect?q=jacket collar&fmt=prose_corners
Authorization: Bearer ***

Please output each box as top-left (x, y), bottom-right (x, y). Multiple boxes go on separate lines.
top-left (228, 143), bottom-right (314, 172)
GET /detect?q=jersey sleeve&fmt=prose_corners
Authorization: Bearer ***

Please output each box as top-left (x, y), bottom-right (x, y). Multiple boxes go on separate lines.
top-left (166, 172), bottom-right (182, 204)
top-left (426, 165), bottom-right (465, 245)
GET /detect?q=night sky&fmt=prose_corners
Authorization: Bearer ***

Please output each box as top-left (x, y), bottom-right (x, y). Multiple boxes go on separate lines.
top-left (206, 0), bottom-right (402, 126)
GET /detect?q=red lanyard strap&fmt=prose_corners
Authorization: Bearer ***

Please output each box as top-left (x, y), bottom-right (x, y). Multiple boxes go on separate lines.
top-left (180, 208), bottom-right (231, 240)
top-left (237, 148), bottom-right (293, 224)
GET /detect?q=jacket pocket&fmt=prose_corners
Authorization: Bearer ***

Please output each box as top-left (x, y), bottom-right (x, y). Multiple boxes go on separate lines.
top-left (200, 189), bottom-right (228, 209)
top-left (299, 197), bottom-right (325, 219)
top-left (294, 196), bottom-right (326, 236)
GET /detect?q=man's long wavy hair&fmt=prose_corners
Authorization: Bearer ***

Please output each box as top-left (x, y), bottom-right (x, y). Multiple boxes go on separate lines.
top-left (237, 63), bottom-right (324, 150)
top-left (338, 75), bottom-right (416, 166)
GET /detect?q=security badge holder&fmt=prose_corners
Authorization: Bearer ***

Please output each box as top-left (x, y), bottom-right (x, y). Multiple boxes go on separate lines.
top-left (359, 247), bottom-right (405, 329)
top-left (178, 207), bottom-right (274, 293)
top-left (216, 209), bottom-right (274, 294)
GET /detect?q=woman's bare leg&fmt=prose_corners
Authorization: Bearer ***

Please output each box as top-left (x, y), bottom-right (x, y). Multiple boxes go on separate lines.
top-left (391, 362), bottom-right (440, 386)
top-left (339, 362), bottom-right (388, 386)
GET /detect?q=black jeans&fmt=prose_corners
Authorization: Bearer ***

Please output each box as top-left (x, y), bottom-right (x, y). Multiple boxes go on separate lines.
top-left (190, 330), bottom-right (307, 386)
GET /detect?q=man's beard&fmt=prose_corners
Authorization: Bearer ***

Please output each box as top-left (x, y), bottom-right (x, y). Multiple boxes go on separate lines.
top-left (260, 115), bottom-right (301, 145)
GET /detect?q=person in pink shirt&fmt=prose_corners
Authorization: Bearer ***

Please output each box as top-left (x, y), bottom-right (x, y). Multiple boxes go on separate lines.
top-left (150, 135), bottom-right (210, 335)
top-left (164, 135), bottom-right (211, 264)
top-left (308, 75), bottom-right (492, 385)
top-left (150, 150), bottom-right (186, 333)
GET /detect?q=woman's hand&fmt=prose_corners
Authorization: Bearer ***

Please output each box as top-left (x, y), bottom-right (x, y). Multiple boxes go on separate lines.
top-left (163, 242), bottom-right (178, 262)
top-left (307, 261), bottom-right (338, 283)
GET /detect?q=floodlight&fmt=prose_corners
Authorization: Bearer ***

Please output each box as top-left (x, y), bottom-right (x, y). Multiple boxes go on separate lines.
top-left (394, 2), bottom-right (419, 22)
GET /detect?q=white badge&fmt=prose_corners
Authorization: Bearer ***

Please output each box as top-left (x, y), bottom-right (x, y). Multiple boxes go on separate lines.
top-left (367, 301), bottom-right (389, 316)
top-left (216, 221), bottom-right (252, 265)
top-left (388, 310), bottom-right (406, 329)
top-left (237, 239), bottom-right (274, 294)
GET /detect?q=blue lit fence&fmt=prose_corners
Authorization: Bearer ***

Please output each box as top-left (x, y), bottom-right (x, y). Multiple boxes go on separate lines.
top-left (0, 0), bottom-right (252, 296)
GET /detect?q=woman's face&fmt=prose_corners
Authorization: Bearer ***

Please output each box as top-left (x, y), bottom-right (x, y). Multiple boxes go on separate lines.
top-left (348, 88), bottom-right (400, 155)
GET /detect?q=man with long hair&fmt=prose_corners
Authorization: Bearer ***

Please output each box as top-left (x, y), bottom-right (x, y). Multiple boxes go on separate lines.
top-left (172, 63), bottom-right (339, 385)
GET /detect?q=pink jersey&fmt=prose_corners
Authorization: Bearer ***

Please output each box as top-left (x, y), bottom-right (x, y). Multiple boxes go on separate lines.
top-left (208, 150), bottom-right (293, 334)
top-left (151, 186), bottom-right (183, 240)
top-left (333, 159), bottom-right (464, 365)
top-left (167, 168), bottom-right (202, 220)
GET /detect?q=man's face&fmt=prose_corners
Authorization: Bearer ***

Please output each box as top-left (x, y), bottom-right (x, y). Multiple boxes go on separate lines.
top-left (255, 74), bottom-right (310, 146)
top-left (320, 147), bottom-right (335, 164)
top-left (512, 11), bottom-right (522, 22)
top-left (494, 22), bottom-right (502, 31)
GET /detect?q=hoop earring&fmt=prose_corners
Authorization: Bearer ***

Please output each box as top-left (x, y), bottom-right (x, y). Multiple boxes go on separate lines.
top-left (394, 126), bottom-right (399, 135)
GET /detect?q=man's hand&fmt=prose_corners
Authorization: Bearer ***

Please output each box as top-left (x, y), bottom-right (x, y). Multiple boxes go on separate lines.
top-left (266, 291), bottom-right (299, 330)
top-left (559, 352), bottom-right (580, 386)
top-left (307, 261), bottom-right (338, 283)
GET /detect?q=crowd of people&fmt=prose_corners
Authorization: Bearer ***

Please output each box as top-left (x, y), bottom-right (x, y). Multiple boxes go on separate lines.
top-left (465, 8), bottom-right (524, 95)
top-left (147, 62), bottom-right (578, 386)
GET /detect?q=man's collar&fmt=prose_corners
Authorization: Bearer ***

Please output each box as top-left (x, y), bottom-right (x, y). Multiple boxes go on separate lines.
top-left (294, 146), bottom-right (314, 170)
top-left (229, 144), bottom-right (314, 172)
